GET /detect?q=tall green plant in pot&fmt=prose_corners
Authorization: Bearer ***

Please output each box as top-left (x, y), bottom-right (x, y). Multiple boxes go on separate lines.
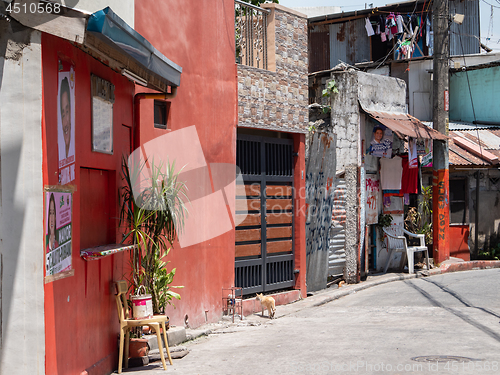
top-left (120, 156), bottom-right (188, 314)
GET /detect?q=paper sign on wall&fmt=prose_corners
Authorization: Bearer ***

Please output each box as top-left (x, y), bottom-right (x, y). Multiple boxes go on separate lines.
top-left (366, 176), bottom-right (380, 225)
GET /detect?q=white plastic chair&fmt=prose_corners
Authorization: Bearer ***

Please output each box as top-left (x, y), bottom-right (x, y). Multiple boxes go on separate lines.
top-left (383, 225), bottom-right (430, 274)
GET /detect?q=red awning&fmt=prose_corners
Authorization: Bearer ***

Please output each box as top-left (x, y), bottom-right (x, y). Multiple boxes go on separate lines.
top-left (363, 110), bottom-right (449, 141)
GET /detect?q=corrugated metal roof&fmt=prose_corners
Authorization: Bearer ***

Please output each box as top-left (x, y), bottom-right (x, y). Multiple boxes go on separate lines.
top-left (362, 109), bottom-right (449, 140)
top-left (449, 129), bottom-right (500, 166)
top-left (422, 120), bottom-right (500, 131)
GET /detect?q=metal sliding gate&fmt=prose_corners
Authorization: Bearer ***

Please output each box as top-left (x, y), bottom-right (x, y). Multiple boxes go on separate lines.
top-left (235, 134), bottom-right (295, 296)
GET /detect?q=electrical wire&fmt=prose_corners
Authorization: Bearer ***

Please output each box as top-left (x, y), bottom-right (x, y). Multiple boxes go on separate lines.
top-left (481, 0), bottom-right (500, 9)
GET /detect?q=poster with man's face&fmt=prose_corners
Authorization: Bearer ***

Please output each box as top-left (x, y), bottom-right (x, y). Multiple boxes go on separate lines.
top-left (368, 124), bottom-right (393, 158)
top-left (58, 61), bottom-right (75, 184)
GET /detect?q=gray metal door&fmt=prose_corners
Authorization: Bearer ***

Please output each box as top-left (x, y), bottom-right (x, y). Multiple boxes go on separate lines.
top-left (235, 134), bottom-right (295, 295)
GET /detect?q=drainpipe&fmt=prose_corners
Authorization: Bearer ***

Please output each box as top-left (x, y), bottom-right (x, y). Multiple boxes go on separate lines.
top-left (133, 87), bottom-right (178, 150)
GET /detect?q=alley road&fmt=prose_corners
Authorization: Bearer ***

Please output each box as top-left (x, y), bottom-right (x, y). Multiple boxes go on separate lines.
top-left (125, 269), bottom-right (500, 375)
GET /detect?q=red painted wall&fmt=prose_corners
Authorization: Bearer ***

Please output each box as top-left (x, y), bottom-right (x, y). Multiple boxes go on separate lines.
top-left (449, 225), bottom-right (470, 261)
top-left (293, 134), bottom-right (307, 297)
top-left (42, 33), bottom-right (135, 375)
top-left (134, 0), bottom-right (238, 328)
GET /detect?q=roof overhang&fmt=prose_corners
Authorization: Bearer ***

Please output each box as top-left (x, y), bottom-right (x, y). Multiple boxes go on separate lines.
top-left (85, 7), bottom-right (181, 92)
top-left (8, 2), bottom-right (181, 93)
top-left (361, 107), bottom-right (449, 141)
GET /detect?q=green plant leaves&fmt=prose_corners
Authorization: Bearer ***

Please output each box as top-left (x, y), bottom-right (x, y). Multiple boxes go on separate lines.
top-left (120, 157), bottom-right (189, 314)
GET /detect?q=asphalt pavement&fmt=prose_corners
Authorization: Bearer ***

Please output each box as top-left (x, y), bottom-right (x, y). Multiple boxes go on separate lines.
top-left (119, 267), bottom-right (500, 375)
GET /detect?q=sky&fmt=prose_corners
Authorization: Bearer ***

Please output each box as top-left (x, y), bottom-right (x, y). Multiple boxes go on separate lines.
top-left (278, 0), bottom-right (500, 52)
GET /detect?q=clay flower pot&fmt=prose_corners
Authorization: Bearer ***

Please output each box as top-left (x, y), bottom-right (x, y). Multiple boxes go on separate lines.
top-left (128, 338), bottom-right (149, 358)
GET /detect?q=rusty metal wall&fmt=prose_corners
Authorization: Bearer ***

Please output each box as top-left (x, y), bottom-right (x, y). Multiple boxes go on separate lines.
top-left (449, 0), bottom-right (480, 55)
top-left (309, 25), bottom-right (330, 73)
top-left (329, 19), bottom-right (371, 66)
top-left (330, 22), bottom-right (348, 67)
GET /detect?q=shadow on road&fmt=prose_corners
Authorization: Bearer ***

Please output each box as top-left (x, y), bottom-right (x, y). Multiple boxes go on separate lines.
top-left (404, 280), bottom-right (500, 343)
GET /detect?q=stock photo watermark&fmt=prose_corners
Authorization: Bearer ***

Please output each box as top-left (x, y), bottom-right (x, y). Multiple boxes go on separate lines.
top-left (126, 125), bottom-right (331, 248)
top-left (287, 360), bottom-right (499, 373)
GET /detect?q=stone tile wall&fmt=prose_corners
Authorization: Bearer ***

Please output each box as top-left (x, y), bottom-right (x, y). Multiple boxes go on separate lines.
top-left (237, 5), bottom-right (308, 134)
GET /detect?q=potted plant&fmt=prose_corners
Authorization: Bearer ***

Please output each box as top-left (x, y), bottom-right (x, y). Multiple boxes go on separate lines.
top-left (404, 185), bottom-right (433, 247)
top-left (120, 156), bottom-right (188, 318)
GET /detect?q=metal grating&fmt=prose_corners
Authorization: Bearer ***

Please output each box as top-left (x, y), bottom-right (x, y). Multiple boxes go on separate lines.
top-left (265, 143), bottom-right (293, 176)
top-left (237, 139), bottom-right (261, 175)
top-left (235, 134), bottom-right (295, 296)
top-left (235, 263), bottom-right (262, 290)
top-left (266, 258), bottom-right (293, 285)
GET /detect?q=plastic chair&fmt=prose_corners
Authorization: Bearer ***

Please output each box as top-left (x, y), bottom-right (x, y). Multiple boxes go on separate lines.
top-left (115, 280), bottom-right (173, 373)
top-left (382, 225), bottom-right (430, 274)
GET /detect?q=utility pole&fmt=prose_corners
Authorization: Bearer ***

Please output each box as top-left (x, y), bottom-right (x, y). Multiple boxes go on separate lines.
top-left (432, 0), bottom-right (450, 264)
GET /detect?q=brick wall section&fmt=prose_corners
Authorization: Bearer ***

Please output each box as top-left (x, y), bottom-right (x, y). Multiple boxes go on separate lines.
top-left (237, 5), bottom-right (308, 133)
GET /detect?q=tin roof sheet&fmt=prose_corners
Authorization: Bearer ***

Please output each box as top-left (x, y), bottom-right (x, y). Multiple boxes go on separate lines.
top-left (362, 110), bottom-right (449, 140)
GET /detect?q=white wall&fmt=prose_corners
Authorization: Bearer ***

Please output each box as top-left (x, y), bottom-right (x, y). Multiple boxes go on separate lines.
top-left (292, 6), bottom-right (341, 18)
top-left (74, 0), bottom-right (135, 27)
top-left (408, 60), bottom-right (433, 121)
top-left (0, 30), bottom-right (45, 374)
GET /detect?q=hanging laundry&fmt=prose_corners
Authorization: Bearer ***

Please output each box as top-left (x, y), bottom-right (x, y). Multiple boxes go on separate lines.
top-left (411, 15), bottom-right (418, 33)
top-left (396, 14), bottom-right (404, 34)
top-left (379, 15), bottom-right (386, 33)
top-left (426, 16), bottom-right (432, 47)
top-left (399, 154), bottom-right (418, 194)
top-left (404, 193), bottom-right (410, 205)
top-left (365, 17), bottom-right (375, 37)
top-left (381, 30), bottom-right (387, 42)
top-left (386, 12), bottom-right (398, 35)
top-left (380, 156), bottom-right (403, 190)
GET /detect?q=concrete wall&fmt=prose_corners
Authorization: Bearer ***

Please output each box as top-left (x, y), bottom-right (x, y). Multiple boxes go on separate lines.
top-left (238, 5), bottom-right (309, 134)
top-left (450, 65), bottom-right (500, 123)
top-left (408, 60), bottom-right (433, 121)
top-left (330, 71), bottom-right (360, 283)
top-left (330, 71), bottom-right (409, 282)
top-left (292, 6), bottom-right (341, 18)
top-left (76, 0), bottom-right (134, 27)
top-left (0, 25), bottom-right (44, 374)
top-left (469, 169), bottom-right (500, 255)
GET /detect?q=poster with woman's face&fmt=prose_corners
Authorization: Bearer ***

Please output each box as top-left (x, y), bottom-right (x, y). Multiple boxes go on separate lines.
top-left (368, 124), bottom-right (393, 158)
top-left (58, 61), bottom-right (76, 185)
top-left (45, 191), bottom-right (73, 280)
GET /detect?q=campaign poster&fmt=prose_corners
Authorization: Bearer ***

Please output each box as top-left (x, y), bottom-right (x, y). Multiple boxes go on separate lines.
top-left (58, 61), bottom-right (76, 185)
top-left (368, 124), bottom-right (393, 158)
top-left (421, 139), bottom-right (433, 167)
top-left (366, 176), bottom-right (380, 225)
top-left (45, 190), bottom-right (73, 282)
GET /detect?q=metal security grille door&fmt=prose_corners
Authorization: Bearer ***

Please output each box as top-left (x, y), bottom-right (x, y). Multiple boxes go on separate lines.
top-left (235, 135), bottom-right (295, 295)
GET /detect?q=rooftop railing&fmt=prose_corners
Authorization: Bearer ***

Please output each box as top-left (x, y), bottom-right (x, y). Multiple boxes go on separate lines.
top-left (235, 0), bottom-right (269, 70)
